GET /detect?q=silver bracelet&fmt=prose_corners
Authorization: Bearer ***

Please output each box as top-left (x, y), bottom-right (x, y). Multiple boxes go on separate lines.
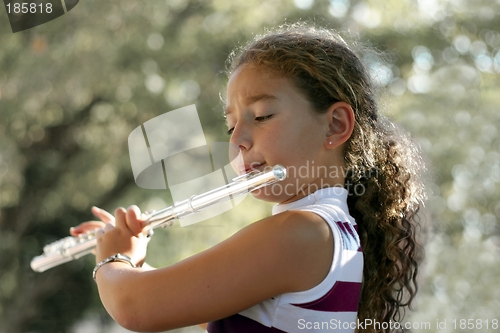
top-left (93, 253), bottom-right (136, 281)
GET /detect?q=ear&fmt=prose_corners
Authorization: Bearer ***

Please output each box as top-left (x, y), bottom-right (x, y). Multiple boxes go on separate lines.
top-left (325, 102), bottom-right (355, 149)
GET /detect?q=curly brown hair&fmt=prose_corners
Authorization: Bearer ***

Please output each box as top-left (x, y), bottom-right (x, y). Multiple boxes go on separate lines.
top-left (226, 24), bottom-right (426, 332)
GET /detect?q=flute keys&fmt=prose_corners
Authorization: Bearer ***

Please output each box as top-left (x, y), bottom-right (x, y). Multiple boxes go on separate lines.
top-left (43, 236), bottom-right (77, 255)
top-left (141, 210), bottom-right (156, 220)
top-left (78, 229), bottom-right (98, 240)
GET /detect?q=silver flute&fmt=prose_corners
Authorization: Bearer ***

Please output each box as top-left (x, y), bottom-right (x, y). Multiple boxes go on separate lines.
top-left (30, 165), bottom-right (287, 273)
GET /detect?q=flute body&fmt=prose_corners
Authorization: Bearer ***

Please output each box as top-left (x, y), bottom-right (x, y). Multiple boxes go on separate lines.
top-left (31, 165), bottom-right (286, 273)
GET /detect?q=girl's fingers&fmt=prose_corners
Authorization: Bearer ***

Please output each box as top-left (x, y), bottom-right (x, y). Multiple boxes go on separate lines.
top-left (126, 205), bottom-right (144, 236)
top-left (92, 206), bottom-right (115, 223)
top-left (70, 206), bottom-right (114, 237)
top-left (104, 222), bottom-right (114, 232)
top-left (114, 207), bottom-right (127, 228)
top-left (70, 221), bottom-right (106, 236)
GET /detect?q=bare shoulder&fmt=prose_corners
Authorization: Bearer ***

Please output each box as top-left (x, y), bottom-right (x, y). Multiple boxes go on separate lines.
top-left (263, 209), bottom-right (333, 241)
top-left (244, 210), bottom-right (334, 292)
top-left (249, 210), bottom-right (333, 250)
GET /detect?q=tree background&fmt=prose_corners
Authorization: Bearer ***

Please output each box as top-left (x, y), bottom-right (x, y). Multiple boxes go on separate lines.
top-left (0, 0), bottom-right (499, 332)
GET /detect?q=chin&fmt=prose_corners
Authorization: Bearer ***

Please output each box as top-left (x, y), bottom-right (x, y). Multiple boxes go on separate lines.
top-left (249, 183), bottom-right (290, 203)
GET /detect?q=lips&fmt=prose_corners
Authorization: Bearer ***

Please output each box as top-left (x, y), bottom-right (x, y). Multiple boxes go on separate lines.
top-left (243, 162), bottom-right (265, 173)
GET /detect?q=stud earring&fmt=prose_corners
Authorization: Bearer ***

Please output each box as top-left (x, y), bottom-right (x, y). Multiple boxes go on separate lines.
top-left (329, 141), bottom-right (332, 145)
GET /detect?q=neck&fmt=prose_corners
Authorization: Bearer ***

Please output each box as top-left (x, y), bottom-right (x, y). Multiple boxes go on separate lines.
top-left (280, 175), bottom-right (346, 204)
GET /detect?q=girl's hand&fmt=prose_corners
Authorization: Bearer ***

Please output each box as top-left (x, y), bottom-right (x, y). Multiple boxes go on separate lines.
top-left (70, 206), bottom-right (114, 237)
top-left (94, 205), bottom-right (151, 267)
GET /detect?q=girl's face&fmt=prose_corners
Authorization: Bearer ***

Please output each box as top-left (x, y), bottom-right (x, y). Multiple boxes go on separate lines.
top-left (225, 65), bottom-right (334, 203)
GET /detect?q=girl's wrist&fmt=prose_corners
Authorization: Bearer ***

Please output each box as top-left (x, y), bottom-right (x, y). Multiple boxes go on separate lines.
top-left (93, 253), bottom-right (137, 281)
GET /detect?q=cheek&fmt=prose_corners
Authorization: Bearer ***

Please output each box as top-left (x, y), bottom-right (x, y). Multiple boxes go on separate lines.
top-left (262, 131), bottom-right (284, 154)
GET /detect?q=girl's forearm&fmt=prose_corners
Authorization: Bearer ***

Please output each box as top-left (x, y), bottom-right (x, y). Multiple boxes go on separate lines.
top-left (95, 263), bottom-right (155, 331)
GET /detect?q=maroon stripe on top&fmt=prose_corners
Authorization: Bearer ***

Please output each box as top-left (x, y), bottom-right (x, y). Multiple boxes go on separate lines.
top-left (335, 222), bottom-right (362, 252)
top-left (351, 224), bottom-right (362, 252)
top-left (207, 314), bottom-right (286, 333)
top-left (291, 281), bottom-right (361, 312)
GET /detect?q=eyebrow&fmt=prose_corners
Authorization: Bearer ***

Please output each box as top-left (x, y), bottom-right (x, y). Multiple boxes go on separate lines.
top-left (224, 94), bottom-right (278, 116)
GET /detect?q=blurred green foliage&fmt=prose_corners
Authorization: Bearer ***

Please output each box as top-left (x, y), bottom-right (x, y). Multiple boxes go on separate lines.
top-left (0, 0), bottom-right (499, 332)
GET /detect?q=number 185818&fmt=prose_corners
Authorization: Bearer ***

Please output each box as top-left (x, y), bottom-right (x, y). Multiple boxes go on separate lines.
top-left (6, 2), bottom-right (53, 14)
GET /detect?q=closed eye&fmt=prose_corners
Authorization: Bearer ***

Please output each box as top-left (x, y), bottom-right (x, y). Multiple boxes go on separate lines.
top-left (226, 115), bottom-right (273, 135)
top-left (255, 115), bottom-right (273, 122)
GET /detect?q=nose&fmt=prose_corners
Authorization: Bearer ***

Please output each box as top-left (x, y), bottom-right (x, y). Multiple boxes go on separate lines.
top-left (229, 122), bottom-right (252, 151)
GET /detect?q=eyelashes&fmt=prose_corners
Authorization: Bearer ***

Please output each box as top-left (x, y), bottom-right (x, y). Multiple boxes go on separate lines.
top-left (226, 114), bottom-right (274, 136)
top-left (255, 115), bottom-right (273, 122)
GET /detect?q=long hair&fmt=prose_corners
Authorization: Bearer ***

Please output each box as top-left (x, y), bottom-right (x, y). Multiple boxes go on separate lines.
top-left (227, 24), bottom-right (426, 332)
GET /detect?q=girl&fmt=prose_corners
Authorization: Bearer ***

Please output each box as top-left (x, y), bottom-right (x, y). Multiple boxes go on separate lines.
top-left (72, 24), bottom-right (426, 333)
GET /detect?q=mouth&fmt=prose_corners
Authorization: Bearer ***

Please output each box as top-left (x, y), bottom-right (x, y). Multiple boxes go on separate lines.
top-left (243, 162), bottom-right (266, 174)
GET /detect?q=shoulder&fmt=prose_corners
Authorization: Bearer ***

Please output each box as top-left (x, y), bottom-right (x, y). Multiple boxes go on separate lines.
top-left (253, 210), bottom-right (332, 246)
top-left (239, 209), bottom-right (334, 292)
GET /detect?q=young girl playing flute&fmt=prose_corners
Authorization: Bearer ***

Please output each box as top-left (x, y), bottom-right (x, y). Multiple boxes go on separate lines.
top-left (72, 24), bottom-right (425, 333)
